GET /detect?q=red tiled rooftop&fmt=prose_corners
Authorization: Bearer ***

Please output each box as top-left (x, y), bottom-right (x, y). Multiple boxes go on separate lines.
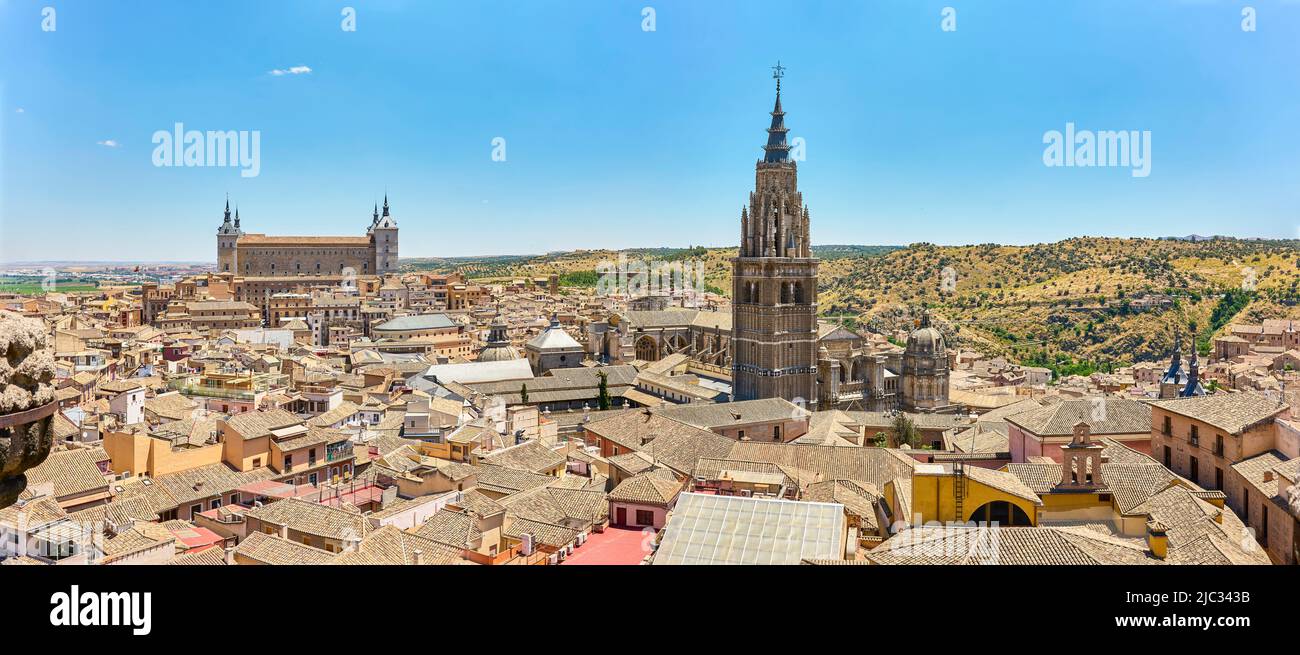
top-left (561, 527), bottom-right (653, 566)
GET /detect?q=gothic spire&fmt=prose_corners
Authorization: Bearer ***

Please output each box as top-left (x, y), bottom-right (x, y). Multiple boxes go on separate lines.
top-left (763, 61), bottom-right (791, 163)
top-left (223, 196), bottom-right (232, 223)
top-left (382, 193), bottom-right (390, 217)
top-left (234, 206), bottom-right (240, 229)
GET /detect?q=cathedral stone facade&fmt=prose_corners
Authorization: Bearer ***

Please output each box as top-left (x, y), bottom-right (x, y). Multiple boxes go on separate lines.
top-left (731, 69), bottom-right (819, 407)
top-left (216, 196), bottom-right (399, 277)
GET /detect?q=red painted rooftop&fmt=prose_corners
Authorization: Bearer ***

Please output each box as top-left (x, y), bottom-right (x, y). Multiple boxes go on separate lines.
top-left (561, 527), bottom-right (652, 566)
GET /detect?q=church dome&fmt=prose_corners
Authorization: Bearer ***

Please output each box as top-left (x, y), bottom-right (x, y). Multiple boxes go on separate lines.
top-left (905, 325), bottom-right (945, 357)
top-left (477, 343), bottom-right (521, 362)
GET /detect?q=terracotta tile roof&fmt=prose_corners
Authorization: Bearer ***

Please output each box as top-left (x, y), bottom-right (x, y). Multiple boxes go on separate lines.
top-left (234, 532), bottom-right (336, 565)
top-left (503, 516), bottom-right (579, 548)
top-left (608, 470), bottom-right (684, 506)
top-left (959, 465), bottom-right (1042, 505)
top-left (642, 426), bottom-right (737, 476)
top-left (307, 401), bottom-right (361, 427)
top-left (245, 497), bottom-right (370, 541)
top-left (24, 448), bottom-right (109, 500)
top-left (0, 496), bottom-right (67, 529)
top-left (1004, 398), bottom-right (1151, 437)
top-left (226, 408), bottom-right (302, 440)
top-left (607, 451), bottom-right (655, 475)
top-left (726, 443), bottom-right (915, 490)
top-left (1231, 450), bottom-right (1288, 499)
top-left (868, 525), bottom-right (1155, 565)
top-left (473, 464), bottom-right (556, 495)
top-left (1147, 392), bottom-right (1287, 434)
top-left (101, 522), bottom-right (176, 562)
top-left (805, 479), bottom-right (881, 531)
top-left (333, 525), bottom-right (466, 565)
top-left (413, 509), bottom-right (482, 549)
top-left (167, 547), bottom-right (227, 566)
top-left (583, 409), bottom-right (709, 453)
top-left (479, 439), bottom-right (565, 474)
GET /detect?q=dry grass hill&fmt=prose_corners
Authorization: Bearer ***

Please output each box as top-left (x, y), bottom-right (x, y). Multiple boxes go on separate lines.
top-left (405, 237), bottom-right (1300, 376)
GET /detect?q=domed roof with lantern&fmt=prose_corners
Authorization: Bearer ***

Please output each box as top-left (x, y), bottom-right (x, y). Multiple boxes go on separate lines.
top-left (905, 311), bottom-right (946, 357)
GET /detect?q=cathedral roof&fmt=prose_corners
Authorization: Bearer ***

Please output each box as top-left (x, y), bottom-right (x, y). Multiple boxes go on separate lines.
top-left (526, 318), bottom-right (582, 352)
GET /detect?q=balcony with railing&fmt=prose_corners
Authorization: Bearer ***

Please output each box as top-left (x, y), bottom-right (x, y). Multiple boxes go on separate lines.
top-left (326, 442), bottom-right (355, 463)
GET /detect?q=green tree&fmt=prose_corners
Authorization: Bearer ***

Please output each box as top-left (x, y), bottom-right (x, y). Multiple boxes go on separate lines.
top-left (596, 372), bottom-right (611, 411)
top-left (871, 431), bottom-right (889, 448)
top-left (892, 413), bottom-right (921, 448)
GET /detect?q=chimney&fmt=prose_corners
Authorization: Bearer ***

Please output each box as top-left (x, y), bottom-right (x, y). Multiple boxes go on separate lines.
top-left (412, 548), bottom-right (423, 565)
top-left (1145, 520), bottom-right (1168, 560)
top-left (278, 523), bottom-right (289, 539)
top-left (1263, 470), bottom-right (1274, 483)
top-left (224, 545), bottom-right (236, 565)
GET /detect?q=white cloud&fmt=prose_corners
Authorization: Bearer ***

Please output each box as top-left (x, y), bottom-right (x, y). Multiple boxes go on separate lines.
top-left (14, 108), bottom-right (24, 114)
top-left (269, 65), bottom-right (313, 76)
top-left (97, 140), bottom-right (120, 148)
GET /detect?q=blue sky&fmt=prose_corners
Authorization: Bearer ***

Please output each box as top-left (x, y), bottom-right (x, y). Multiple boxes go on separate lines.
top-left (1, 0), bottom-right (1298, 262)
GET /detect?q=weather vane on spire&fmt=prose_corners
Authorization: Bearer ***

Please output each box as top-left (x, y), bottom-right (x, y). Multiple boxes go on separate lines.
top-left (771, 60), bottom-right (785, 94)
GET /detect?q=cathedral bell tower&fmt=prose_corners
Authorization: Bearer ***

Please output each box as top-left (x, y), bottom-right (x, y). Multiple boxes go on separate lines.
top-left (731, 63), bottom-right (819, 407)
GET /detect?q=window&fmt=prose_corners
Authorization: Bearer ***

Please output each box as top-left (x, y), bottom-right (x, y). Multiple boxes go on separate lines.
top-left (1215, 468), bottom-right (1223, 490)
top-left (230, 493), bottom-right (239, 505)
top-left (1189, 456), bottom-right (1199, 482)
top-left (284, 454), bottom-right (293, 471)
top-left (1162, 416), bottom-right (1172, 436)
top-left (773, 426), bottom-right (781, 441)
top-left (1215, 435), bottom-right (1224, 457)
top-left (737, 430), bottom-right (745, 440)
top-left (211, 498), bottom-right (221, 510)
top-left (252, 458), bottom-right (262, 469)
top-left (1163, 446), bottom-right (1171, 469)
top-left (1189, 425), bottom-right (1199, 447)
top-left (189, 504), bottom-right (202, 517)
top-left (636, 510), bottom-right (655, 526)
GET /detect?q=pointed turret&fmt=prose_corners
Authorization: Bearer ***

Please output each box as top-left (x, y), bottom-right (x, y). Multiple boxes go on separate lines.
top-left (217, 196), bottom-right (240, 235)
top-left (1182, 348), bottom-right (1205, 397)
top-left (382, 193), bottom-right (390, 217)
top-left (1161, 331), bottom-right (1183, 384)
top-left (762, 64), bottom-right (791, 163)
